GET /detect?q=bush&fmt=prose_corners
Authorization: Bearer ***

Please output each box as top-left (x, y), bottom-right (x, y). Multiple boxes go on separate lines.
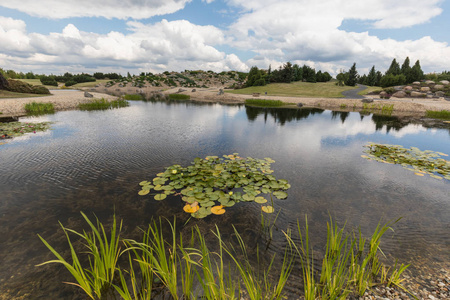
top-left (168, 94), bottom-right (190, 100)
top-left (383, 87), bottom-right (396, 94)
top-left (64, 80), bottom-right (77, 87)
top-left (31, 85), bottom-right (50, 94)
top-left (40, 76), bottom-right (58, 86)
top-left (7, 79), bottom-right (33, 93)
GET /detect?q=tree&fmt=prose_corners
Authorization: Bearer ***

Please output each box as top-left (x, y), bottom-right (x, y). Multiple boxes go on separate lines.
top-left (367, 66), bottom-right (377, 86)
top-left (386, 59), bottom-right (401, 76)
top-left (302, 65), bottom-right (316, 83)
top-left (245, 66), bottom-right (266, 87)
top-left (292, 64), bottom-right (303, 81)
top-left (345, 63), bottom-right (358, 86)
top-left (410, 60), bottom-right (424, 82)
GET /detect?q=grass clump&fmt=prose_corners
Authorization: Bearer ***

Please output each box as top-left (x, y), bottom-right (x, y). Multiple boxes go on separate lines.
top-left (123, 94), bottom-right (144, 100)
top-left (425, 110), bottom-right (450, 120)
top-left (78, 98), bottom-right (129, 111)
top-left (168, 93), bottom-right (190, 100)
top-left (339, 103), bottom-right (347, 109)
top-left (245, 99), bottom-right (289, 107)
top-left (38, 213), bottom-right (412, 300)
top-left (24, 102), bottom-right (55, 115)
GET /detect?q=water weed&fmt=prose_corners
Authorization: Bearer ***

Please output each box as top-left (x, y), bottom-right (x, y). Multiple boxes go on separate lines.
top-left (24, 102), bottom-right (55, 115)
top-left (123, 94), bottom-right (144, 100)
top-left (425, 109), bottom-right (450, 120)
top-left (245, 99), bottom-right (292, 107)
top-left (168, 93), bottom-right (190, 100)
top-left (78, 98), bottom-right (129, 110)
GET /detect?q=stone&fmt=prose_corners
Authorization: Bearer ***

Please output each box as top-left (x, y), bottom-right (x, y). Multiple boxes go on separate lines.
top-left (412, 81), bottom-right (421, 85)
top-left (297, 103), bottom-right (303, 107)
top-left (435, 91), bottom-right (445, 97)
top-left (362, 98), bottom-right (374, 103)
top-left (178, 88), bottom-right (187, 92)
top-left (191, 89), bottom-right (196, 92)
top-left (0, 72), bottom-right (9, 90)
top-left (434, 84), bottom-right (444, 90)
top-left (420, 86), bottom-right (431, 92)
top-left (217, 89), bottom-right (224, 95)
top-left (411, 91), bottom-right (425, 97)
top-left (392, 91), bottom-right (406, 98)
top-left (379, 91), bottom-right (388, 98)
top-left (84, 91), bottom-right (93, 98)
top-left (403, 86), bottom-right (413, 91)
top-left (425, 80), bottom-right (435, 85)
top-left (440, 80), bottom-right (449, 85)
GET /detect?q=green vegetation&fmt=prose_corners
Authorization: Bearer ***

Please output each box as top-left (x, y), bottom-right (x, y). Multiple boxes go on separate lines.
top-left (139, 154), bottom-right (290, 219)
top-left (362, 103), bottom-right (395, 115)
top-left (0, 121), bottom-right (52, 139)
top-left (123, 94), bottom-right (144, 100)
top-left (24, 102), bottom-right (55, 115)
top-left (339, 103), bottom-right (347, 109)
top-left (38, 213), bottom-right (411, 300)
top-left (245, 99), bottom-right (293, 107)
top-left (362, 143), bottom-right (450, 180)
top-left (71, 80), bottom-right (110, 88)
top-left (358, 86), bottom-right (382, 95)
top-left (425, 110), bottom-right (450, 120)
top-left (7, 79), bottom-right (50, 94)
top-left (78, 98), bottom-right (129, 111)
top-left (228, 81), bottom-right (356, 98)
top-left (0, 90), bottom-right (43, 99)
top-left (168, 93), bottom-right (190, 100)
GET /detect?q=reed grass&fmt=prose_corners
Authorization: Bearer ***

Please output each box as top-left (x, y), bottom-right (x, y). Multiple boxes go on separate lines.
top-left (245, 99), bottom-right (287, 107)
top-left (425, 110), bottom-right (450, 120)
top-left (123, 94), bottom-right (144, 100)
top-left (24, 102), bottom-right (55, 115)
top-left (78, 98), bottom-right (129, 110)
top-left (168, 93), bottom-right (190, 100)
top-left (38, 213), bottom-right (412, 299)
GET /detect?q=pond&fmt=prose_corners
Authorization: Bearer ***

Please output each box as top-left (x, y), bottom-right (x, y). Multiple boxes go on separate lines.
top-left (0, 100), bottom-right (449, 299)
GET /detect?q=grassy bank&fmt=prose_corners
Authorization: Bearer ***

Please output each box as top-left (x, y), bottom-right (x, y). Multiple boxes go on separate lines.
top-left (245, 99), bottom-right (294, 107)
top-left (358, 86), bottom-right (382, 96)
top-left (123, 94), bottom-right (144, 100)
top-left (425, 110), bottom-right (450, 120)
top-left (24, 102), bottom-right (55, 115)
top-left (0, 90), bottom-right (45, 99)
top-left (227, 81), bottom-right (357, 98)
top-left (168, 93), bottom-right (191, 100)
top-left (72, 80), bottom-right (110, 88)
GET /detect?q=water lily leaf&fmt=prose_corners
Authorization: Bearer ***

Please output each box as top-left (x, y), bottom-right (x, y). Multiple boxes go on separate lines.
top-left (154, 194), bottom-right (167, 201)
top-left (255, 196), bottom-right (267, 204)
top-left (273, 191), bottom-right (288, 199)
top-left (139, 181), bottom-right (150, 186)
top-left (154, 185), bottom-right (163, 191)
top-left (157, 172), bottom-right (165, 176)
top-left (201, 201), bottom-right (216, 207)
top-left (211, 205), bottom-right (226, 215)
top-left (183, 204), bottom-right (200, 213)
top-left (138, 190), bottom-right (150, 196)
top-left (142, 185), bottom-right (154, 191)
top-left (262, 206), bottom-right (274, 213)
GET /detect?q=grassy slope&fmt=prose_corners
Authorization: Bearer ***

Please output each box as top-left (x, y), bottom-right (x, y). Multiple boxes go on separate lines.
top-left (0, 90), bottom-right (44, 99)
top-left (359, 86), bottom-right (381, 95)
top-left (72, 80), bottom-right (110, 88)
top-left (17, 79), bottom-right (58, 89)
top-left (227, 81), bottom-right (358, 98)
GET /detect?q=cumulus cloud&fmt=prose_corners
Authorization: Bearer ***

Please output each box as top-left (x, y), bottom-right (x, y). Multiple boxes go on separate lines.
top-left (0, 0), bottom-right (191, 19)
top-left (0, 17), bottom-right (248, 74)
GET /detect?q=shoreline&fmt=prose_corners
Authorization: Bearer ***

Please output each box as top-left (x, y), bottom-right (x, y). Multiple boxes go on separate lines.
top-left (1, 87), bottom-right (449, 119)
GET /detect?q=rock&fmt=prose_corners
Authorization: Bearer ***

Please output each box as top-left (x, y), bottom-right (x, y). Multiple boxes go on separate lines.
top-left (435, 91), bottom-right (445, 97)
top-left (425, 80), bottom-right (435, 85)
top-left (191, 89), bottom-right (196, 92)
top-left (379, 91), bottom-right (388, 98)
top-left (178, 88), bottom-right (187, 92)
top-left (217, 89), bottom-right (224, 95)
top-left (420, 87), bottom-right (431, 92)
top-left (0, 72), bottom-right (9, 90)
top-left (411, 91), bottom-right (425, 97)
top-left (362, 98), bottom-right (374, 103)
top-left (440, 80), bottom-right (449, 85)
top-left (412, 81), bottom-right (421, 85)
top-left (403, 86), bottom-right (413, 91)
top-left (297, 103), bottom-right (303, 107)
top-left (84, 92), bottom-right (93, 98)
top-left (392, 91), bottom-right (406, 98)
top-left (434, 84), bottom-right (444, 90)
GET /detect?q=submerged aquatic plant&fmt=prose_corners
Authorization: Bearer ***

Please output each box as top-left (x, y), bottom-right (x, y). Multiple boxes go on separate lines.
top-left (0, 121), bottom-right (52, 140)
top-left (362, 143), bottom-right (450, 180)
top-left (138, 154), bottom-right (290, 218)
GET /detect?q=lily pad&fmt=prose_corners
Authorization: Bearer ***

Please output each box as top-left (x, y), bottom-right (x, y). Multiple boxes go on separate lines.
top-left (138, 190), bottom-right (150, 196)
top-left (262, 206), bottom-right (275, 213)
top-left (154, 194), bottom-right (167, 201)
top-left (211, 205), bottom-right (226, 215)
top-left (183, 204), bottom-right (200, 213)
top-left (273, 191), bottom-right (288, 199)
top-left (255, 196), bottom-right (267, 204)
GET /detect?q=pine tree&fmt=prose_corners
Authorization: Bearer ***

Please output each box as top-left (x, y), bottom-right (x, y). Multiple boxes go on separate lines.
top-left (345, 63), bottom-right (358, 86)
top-left (410, 60), bottom-right (424, 82)
top-left (386, 59), bottom-right (401, 76)
top-left (401, 57), bottom-right (412, 83)
top-left (367, 66), bottom-right (377, 86)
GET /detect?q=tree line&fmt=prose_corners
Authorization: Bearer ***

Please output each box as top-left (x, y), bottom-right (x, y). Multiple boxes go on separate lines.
top-left (245, 62), bottom-right (332, 87)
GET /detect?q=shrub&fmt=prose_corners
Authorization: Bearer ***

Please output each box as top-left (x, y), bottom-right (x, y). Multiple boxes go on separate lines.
top-left (24, 102), bottom-right (55, 115)
top-left (31, 85), bottom-right (50, 94)
top-left (64, 80), bottom-right (77, 87)
top-left (7, 79), bottom-right (34, 93)
top-left (40, 76), bottom-right (58, 86)
top-left (123, 94), bottom-right (144, 100)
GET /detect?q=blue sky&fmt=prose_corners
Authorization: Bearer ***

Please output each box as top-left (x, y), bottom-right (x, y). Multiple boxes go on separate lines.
top-left (1, 0), bottom-right (449, 75)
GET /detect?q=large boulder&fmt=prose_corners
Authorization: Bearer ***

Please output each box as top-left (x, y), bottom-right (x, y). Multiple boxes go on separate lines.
top-left (392, 91), bottom-right (406, 98)
top-left (434, 84), bottom-right (444, 90)
top-left (440, 80), bottom-right (449, 85)
top-left (0, 72), bottom-right (9, 90)
top-left (84, 91), bottom-right (93, 98)
top-left (420, 86), bottom-right (431, 92)
top-left (412, 81), bottom-right (421, 85)
top-left (435, 91), bottom-right (445, 97)
top-left (403, 86), bottom-right (413, 91)
top-left (379, 91), bottom-right (389, 99)
top-left (362, 98), bottom-right (374, 103)
top-left (411, 91), bottom-right (425, 97)
top-left (425, 80), bottom-right (435, 85)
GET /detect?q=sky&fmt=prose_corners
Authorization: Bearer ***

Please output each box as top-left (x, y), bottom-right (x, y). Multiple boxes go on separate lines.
top-left (0, 0), bottom-right (449, 76)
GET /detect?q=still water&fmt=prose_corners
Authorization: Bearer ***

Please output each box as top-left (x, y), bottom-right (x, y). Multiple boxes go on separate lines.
top-left (0, 101), bottom-right (449, 298)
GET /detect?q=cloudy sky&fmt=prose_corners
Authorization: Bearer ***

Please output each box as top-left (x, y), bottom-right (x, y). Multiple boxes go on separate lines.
top-left (1, 0), bottom-right (449, 76)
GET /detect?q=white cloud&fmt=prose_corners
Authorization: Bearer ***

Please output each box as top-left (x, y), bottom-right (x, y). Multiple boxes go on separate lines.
top-left (0, 0), bottom-right (191, 19)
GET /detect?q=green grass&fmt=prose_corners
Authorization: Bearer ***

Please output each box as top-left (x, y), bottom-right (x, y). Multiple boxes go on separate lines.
top-left (38, 213), bottom-right (412, 300)
top-left (72, 80), bottom-right (110, 88)
top-left (425, 110), bottom-right (450, 120)
top-left (78, 98), bottom-right (129, 111)
top-left (123, 94), bottom-right (144, 100)
top-left (168, 93), bottom-right (191, 100)
top-left (358, 86), bottom-right (382, 96)
top-left (17, 79), bottom-right (58, 89)
top-left (24, 102), bottom-right (55, 115)
top-left (0, 90), bottom-right (44, 99)
top-left (227, 81), bottom-right (357, 98)
top-left (245, 99), bottom-right (292, 107)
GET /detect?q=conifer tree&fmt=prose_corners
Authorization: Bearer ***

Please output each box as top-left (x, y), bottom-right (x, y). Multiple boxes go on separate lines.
top-left (367, 66), bottom-right (377, 86)
top-left (345, 63), bottom-right (358, 86)
top-left (386, 59), bottom-right (401, 76)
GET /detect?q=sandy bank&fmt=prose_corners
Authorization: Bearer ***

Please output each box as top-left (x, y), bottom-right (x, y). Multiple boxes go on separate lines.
top-left (0, 90), bottom-right (117, 116)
